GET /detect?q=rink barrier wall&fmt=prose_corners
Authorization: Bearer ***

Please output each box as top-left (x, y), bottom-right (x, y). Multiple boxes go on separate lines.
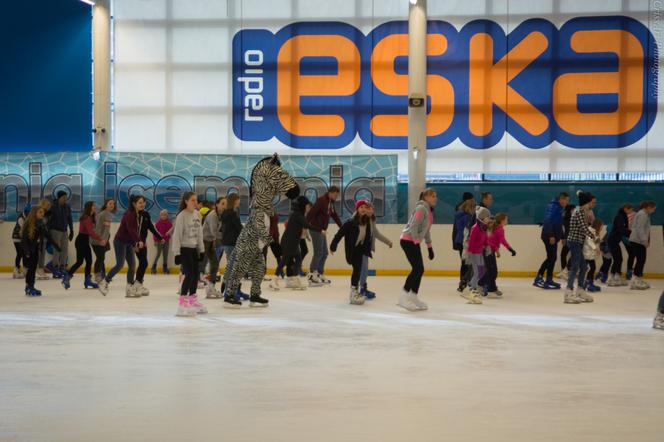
top-left (2, 223), bottom-right (662, 278)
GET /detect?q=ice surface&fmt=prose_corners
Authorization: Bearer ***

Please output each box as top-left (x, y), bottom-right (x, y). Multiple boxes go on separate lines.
top-left (1, 275), bottom-right (663, 441)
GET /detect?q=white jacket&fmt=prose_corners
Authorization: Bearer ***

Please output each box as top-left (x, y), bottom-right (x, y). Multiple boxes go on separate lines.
top-left (583, 225), bottom-right (605, 260)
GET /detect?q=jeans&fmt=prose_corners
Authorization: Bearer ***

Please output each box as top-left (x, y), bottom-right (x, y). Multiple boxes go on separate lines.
top-left (538, 239), bottom-right (558, 280)
top-left (105, 240), bottom-right (136, 284)
top-left (152, 241), bottom-right (170, 270)
top-left (309, 230), bottom-right (328, 275)
top-left (50, 229), bottom-right (69, 267)
top-left (401, 240), bottom-right (424, 294)
top-left (204, 240), bottom-right (220, 283)
top-left (566, 241), bottom-right (586, 290)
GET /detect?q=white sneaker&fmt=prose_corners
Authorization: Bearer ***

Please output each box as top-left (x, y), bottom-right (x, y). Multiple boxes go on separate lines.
top-left (564, 288), bottom-right (581, 304)
top-left (308, 272), bottom-right (323, 287)
top-left (556, 269), bottom-right (568, 281)
top-left (98, 279), bottom-right (109, 296)
top-left (269, 276), bottom-right (282, 291)
top-left (349, 286), bottom-right (365, 305)
top-left (134, 282), bottom-right (150, 296)
top-left (576, 288), bottom-right (594, 303)
top-left (125, 283), bottom-right (141, 298)
top-left (319, 274), bottom-right (331, 284)
top-left (397, 289), bottom-right (418, 311)
top-left (36, 269), bottom-right (50, 280)
top-left (410, 291), bottom-right (428, 310)
top-left (176, 296), bottom-right (197, 317)
top-left (466, 289), bottom-right (483, 305)
top-left (653, 313), bottom-right (664, 330)
top-left (205, 282), bottom-right (222, 299)
top-left (13, 268), bottom-right (25, 279)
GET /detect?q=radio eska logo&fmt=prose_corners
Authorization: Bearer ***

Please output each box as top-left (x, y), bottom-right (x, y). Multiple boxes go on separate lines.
top-left (232, 16), bottom-right (657, 150)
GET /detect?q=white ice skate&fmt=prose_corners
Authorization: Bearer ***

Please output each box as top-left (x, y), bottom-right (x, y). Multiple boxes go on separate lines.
top-left (606, 274), bottom-right (621, 287)
top-left (13, 267), bottom-right (25, 279)
top-left (308, 272), bottom-right (324, 287)
top-left (125, 283), bottom-right (141, 298)
top-left (397, 290), bottom-right (418, 312)
top-left (189, 295), bottom-right (208, 314)
top-left (134, 282), bottom-right (150, 296)
top-left (576, 288), bottom-right (594, 303)
top-left (269, 276), bottom-right (283, 291)
top-left (286, 276), bottom-right (307, 291)
top-left (176, 296), bottom-right (197, 317)
top-left (98, 279), bottom-right (109, 296)
top-left (556, 269), bottom-right (568, 281)
top-left (466, 289), bottom-right (483, 305)
top-left (653, 313), bottom-right (664, 330)
top-left (630, 277), bottom-right (648, 291)
top-left (410, 291), bottom-right (428, 310)
top-left (564, 288), bottom-right (581, 304)
top-left (205, 282), bottom-right (222, 299)
top-left (319, 274), bottom-right (332, 284)
top-left (36, 269), bottom-right (50, 280)
top-left (349, 286), bottom-right (365, 305)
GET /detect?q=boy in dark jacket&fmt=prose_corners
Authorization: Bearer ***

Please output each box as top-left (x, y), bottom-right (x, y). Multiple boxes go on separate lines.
top-left (47, 191), bottom-right (74, 278)
top-left (279, 196), bottom-right (311, 290)
top-left (330, 200), bottom-right (372, 305)
top-left (606, 204), bottom-right (633, 286)
top-left (534, 192), bottom-right (569, 289)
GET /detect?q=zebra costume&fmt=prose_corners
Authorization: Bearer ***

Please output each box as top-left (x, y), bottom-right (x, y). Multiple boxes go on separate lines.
top-left (224, 154), bottom-right (299, 307)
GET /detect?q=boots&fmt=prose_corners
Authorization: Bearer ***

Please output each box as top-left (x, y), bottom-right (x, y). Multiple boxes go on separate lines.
top-left (585, 280), bottom-right (601, 292)
top-left (361, 284), bottom-right (376, 300)
top-left (61, 272), bottom-right (71, 290)
top-left (84, 274), bottom-right (99, 289)
top-left (349, 286), bottom-right (365, 305)
top-left (533, 275), bottom-right (545, 288)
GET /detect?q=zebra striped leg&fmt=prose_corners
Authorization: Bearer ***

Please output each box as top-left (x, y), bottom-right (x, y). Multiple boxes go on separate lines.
top-left (248, 249), bottom-right (267, 297)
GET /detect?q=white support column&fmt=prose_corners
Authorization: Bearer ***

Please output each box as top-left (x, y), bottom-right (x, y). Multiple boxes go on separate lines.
top-left (93, 0), bottom-right (111, 151)
top-left (407, 0), bottom-right (427, 214)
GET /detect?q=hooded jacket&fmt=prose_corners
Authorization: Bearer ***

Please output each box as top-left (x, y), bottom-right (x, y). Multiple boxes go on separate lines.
top-left (541, 198), bottom-right (564, 241)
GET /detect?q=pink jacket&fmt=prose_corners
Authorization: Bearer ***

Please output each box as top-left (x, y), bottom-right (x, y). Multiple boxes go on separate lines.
top-left (467, 222), bottom-right (489, 254)
top-left (154, 219), bottom-right (173, 242)
top-left (488, 224), bottom-right (512, 252)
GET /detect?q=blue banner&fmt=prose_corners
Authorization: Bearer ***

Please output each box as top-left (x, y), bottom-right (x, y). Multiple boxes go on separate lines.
top-left (0, 152), bottom-right (397, 222)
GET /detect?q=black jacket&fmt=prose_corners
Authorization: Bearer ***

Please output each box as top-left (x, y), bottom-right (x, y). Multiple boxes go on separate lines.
top-left (138, 210), bottom-right (162, 242)
top-left (220, 209), bottom-right (242, 246)
top-left (281, 208), bottom-right (309, 256)
top-left (48, 201), bottom-right (73, 233)
top-left (21, 222), bottom-right (60, 258)
top-left (608, 209), bottom-right (630, 244)
top-left (330, 216), bottom-right (372, 265)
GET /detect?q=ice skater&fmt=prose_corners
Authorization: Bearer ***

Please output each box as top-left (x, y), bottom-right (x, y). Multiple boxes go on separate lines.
top-left (279, 196), bottom-right (311, 291)
top-left (21, 206), bottom-right (60, 297)
top-left (628, 201), bottom-right (657, 290)
top-left (92, 199), bottom-right (115, 283)
top-left (461, 207), bottom-right (491, 305)
top-left (605, 204), bottom-right (632, 287)
top-left (359, 202), bottom-right (392, 300)
top-left (564, 191), bottom-right (596, 304)
top-left (480, 212), bottom-right (516, 298)
top-left (12, 203), bottom-right (30, 279)
top-left (535, 192), bottom-right (568, 289)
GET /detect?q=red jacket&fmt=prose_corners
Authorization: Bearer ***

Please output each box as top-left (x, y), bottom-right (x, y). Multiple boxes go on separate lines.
top-left (79, 216), bottom-right (103, 242)
top-left (306, 193), bottom-right (342, 232)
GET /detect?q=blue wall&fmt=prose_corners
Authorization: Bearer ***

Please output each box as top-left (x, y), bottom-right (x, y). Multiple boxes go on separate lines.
top-left (0, 0), bottom-right (92, 152)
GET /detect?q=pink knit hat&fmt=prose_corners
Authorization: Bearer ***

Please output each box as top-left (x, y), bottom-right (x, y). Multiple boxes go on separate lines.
top-left (355, 200), bottom-right (370, 210)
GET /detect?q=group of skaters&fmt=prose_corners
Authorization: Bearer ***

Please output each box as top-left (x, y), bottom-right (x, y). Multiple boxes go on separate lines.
top-left (8, 187), bottom-right (664, 329)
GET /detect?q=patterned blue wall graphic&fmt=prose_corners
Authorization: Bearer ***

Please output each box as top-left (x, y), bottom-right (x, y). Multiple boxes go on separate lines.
top-left (0, 152), bottom-right (397, 222)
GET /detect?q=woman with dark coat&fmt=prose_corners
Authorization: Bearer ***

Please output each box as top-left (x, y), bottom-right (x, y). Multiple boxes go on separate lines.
top-left (279, 196), bottom-right (311, 290)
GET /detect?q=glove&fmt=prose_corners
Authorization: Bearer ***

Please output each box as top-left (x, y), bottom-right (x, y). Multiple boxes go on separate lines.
top-left (509, 248), bottom-right (516, 257)
top-left (428, 247), bottom-right (434, 261)
top-left (174, 255), bottom-right (181, 265)
top-left (68, 231), bottom-right (74, 241)
top-left (199, 252), bottom-right (205, 262)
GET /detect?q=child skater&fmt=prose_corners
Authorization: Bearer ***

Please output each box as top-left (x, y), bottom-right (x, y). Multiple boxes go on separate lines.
top-left (481, 212), bottom-right (516, 297)
top-left (606, 204), bottom-right (633, 287)
top-left (152, 209), bottom-right (173, 275)
top-left (134, 204), bottom-right (163, 296)
top-left (330, 200), bottom-right (373, 305)
top-left (654, 291), bottom-right (664, 330)
top-left (398, 189), bottom-right (436, 312)
top-left (21, 206), bottom-right (60, 296)
top-left (279, 196), bottom-right (311, 291)
top-left (98, 195), bottom-right (144, 297)
top-left (92, 199), bottom-right (115, 283)
top-left (61, 201), bottom-right (107, 290)
top-left (453, 197), bottom-right (476, 292)
top-left (462, 207), bottom-right (491, 304)
top-left (583, 218), bottom-right (605, 293)
top-left (172, 192), bottom-right (207, 317)
top-left (629, 201), bottom-right (657, 290)
top-left (535, 192), bottom-right (568, 289)
top-left (12, 203), bottom-right (31, 279)
top-left (203, 197), bottom-right (224, 298)
top-left (220, 193), bottom-right (248, 305)
top-left (564, 191), bottom-right (596, 304)
top-left (359, 202), bottom-right (392, 300)
top-left (36, 199), bottom-right (53, 280)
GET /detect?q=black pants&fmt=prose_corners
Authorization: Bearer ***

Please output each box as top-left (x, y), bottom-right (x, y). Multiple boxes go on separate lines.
top-left (92, 244), bottom-right (107, 275)
top-left (478, 252), bottom-right (498, 291)
top-left (538, 239), bottom-right (557, 280)
top-left (401, 240), bottom-right (424, 294)
top-left (262, 242), bottom-right (283, 276)
top-left (283, 253), bottom-right (302, 277)
top-left (599, 256), bottom-right (612, 275)
top-left (134, 247), bottom-right (149, 283)
top-left (626, 242), bottom-right (636, 273)
top-left (349, 249), bottom-right (365, 287)
top-left (68, 234), bottom-right (92, 277)
top-left (25, 253), bottom-right (38, 287)
top-left (14, 242), bottom-right (26, 268)
top-left (630, 242), bottom-right (647, 277)
top-left (585, 259), bottom-right (596, 281)
top-left (560, 243), bottom-right (570, 270)
top-left (609, 240), bottom-right (623, 275)
top-left (180, 247), bottom-right (199, 296)
top-left (657, 292), bottom-right (664, 314)
top-left (204, 241), bottom-right (220, 283)
top-left (458, 249), bottom-right (471, 286)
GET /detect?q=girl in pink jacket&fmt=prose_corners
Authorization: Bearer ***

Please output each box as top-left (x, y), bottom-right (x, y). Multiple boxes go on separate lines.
top-left (480, 213), bottom-right (516, 298)
top-left (463, 207), bottom-right (491, 304)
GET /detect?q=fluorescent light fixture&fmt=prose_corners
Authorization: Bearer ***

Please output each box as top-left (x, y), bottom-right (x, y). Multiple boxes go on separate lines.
top-left (80, 0), bottom-right (96, 6)
top-left (409, 0), bottom-right (418, 4)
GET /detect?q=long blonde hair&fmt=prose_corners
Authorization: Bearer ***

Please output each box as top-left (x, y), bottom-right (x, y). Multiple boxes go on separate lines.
top-left (22, 207), bottom-right (45, 240)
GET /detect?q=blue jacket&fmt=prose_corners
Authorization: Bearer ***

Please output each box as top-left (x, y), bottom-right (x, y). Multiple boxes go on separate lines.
top-left (452, 210), bottom-right (472, 250)
top-left (541, 199), bottom-right (564, 241)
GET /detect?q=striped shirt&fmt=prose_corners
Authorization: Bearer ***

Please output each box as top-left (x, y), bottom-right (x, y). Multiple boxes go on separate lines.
top-left (567, 206), bottom-right (594, 244)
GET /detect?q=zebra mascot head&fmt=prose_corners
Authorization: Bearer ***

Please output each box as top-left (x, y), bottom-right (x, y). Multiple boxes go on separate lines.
top-left (249, 153), bottom-right (300, 210)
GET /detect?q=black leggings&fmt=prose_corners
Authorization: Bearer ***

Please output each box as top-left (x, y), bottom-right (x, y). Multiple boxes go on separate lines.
top-left (538, 239), bottom-right (557, 279)
top-left (599, 256), bottom-right (612, 275)
top-left (135, 247), bottom-right (148, 283)
top-left (92, 244), bottom-right (107, 274)
top-left (458, 249), bottom-right (471, 286)
top-left (627, 243), bottom-right (636, 272)
top-left (657, 292), bottom-right (664, 314)
top-left (180, 247), bottom-right (199, 296)
top-left (283, 253), bottom-right (302, 277)
top-left (630, 242), bottom-right (647, 277)
top-left (350, 250), bottom-right (364, 287)
top-left (68, 234), bottom-right (92, 277)
top-left (560, 243), bottom-right (570, 270)
top-left (25, 252), bottom-right (38, 287)
top-left (609, 241), bottom-right (623, 275)
top-left (401, 240), bottom-right (424, 294)
top-left (262, 242), bottom-right (282, 275)
top-left (14, 242), bottom-right (26, 268)
top-left (585, 259), bottom-right (596, 281)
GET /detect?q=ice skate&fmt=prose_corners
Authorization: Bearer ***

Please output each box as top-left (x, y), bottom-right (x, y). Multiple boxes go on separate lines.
top-left (585, 280), bottom-right (601, 293)
top-left (349, 286), bottom-right (365, 305)
top-left (361, 286), bottom-right (376, 300)
top-left (175, 295), bottom-right (196, 317)
top-left (606, 274), bottom-right (621, 287)
top-left (269, 276), bottom-right (283, 291)
top-left (564, 288), bottom-right (581, 304)
top-left (134, 282), bottom-right (150, 296)
top-left (93, 272), bottom-right (103, 283)
top-left (25, 285), bottom-right (41, 297)
top-left (84, 274), bottom-right (99, 289)
top-left (189, 295), bottom-right (207, 314)
top-left (653, 313), bottom-right (664, 330)
top-left (466, 289), bottom-right (483, 304)
top-left (319, 274), bottom-right (332, 285)
top-left (249, 294), bottom-right (269, 308)
top-left (125, 283), bottom-right (141, 298)
top-left (532, 275), bottom-right (545, 288)
top-left (576, 288), bottom-right (594, 303)
top-left (36, 269), bottom-right (49, 280)
top-left (410, 291), bottom-right (428, 310)
top-left (308, 272), bottom-right (324, 287)
top-left (98, 279), bottom-right (109, 296)
top-left (13, 267), bottom-right (25, 279)
top-left (223, 295), bottom-right (242, 309)
top-left (556, 268), bottom-right (568, 280)
top-left (61, 272), bottom-right (71, 290)
top-left (397, 289), bottom-right (418, 312)
top-left (286, 276), bottom-right (306, 291)
top-left (486, 290), bottom-right (503, 298)
top-left (630, 277), bottom-right (648, 291)
top-left (205, 282), bottom-right (222, 299)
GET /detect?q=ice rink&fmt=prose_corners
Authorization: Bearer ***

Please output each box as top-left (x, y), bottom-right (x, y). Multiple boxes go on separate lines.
top-left (1, 274), bottom-right (663, 442)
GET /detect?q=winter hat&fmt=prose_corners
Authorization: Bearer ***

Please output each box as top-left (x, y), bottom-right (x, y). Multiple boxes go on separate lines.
top-left (23, 203), bottom-right (32, 215)
top-left (577, 190), bottom-right (594, 207)
top-left (199, 207), bottom-right (210, 217)
top-left (462, 192), bottom-right (474, 201)
top-left (476, 206), bottom-right (491, 221)
top-left (56, 190), bottom-right (67, 199)
top-left (355, 199), bottom-right (370, 210)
